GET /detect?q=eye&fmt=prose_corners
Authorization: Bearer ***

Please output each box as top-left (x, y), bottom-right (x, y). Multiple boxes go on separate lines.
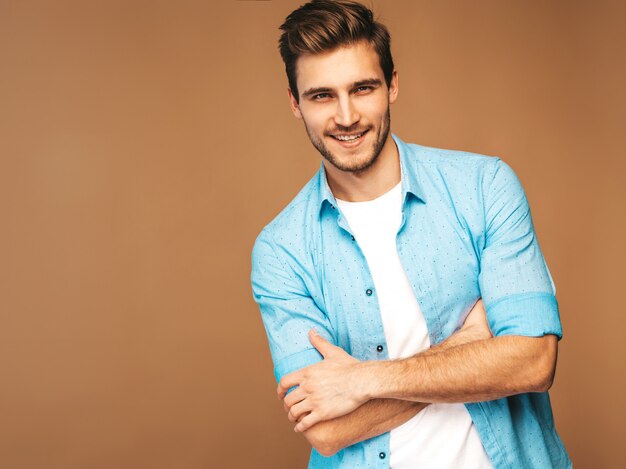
top-left (312, 93), bottom-right (331, 101)
top-left (355, 86), bottom-right (373, 93)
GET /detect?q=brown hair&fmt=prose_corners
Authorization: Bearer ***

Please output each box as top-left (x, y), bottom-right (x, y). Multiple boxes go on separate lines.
top-left (278, 0), bottom-right (394, 103)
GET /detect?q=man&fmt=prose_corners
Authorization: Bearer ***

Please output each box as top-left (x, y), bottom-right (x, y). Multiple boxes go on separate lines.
top-left (251, 1), bottom-right (571, 467)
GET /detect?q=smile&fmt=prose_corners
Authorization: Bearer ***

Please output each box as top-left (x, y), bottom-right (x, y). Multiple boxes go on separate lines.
top-left (330, 130), bottom-right (368, 142)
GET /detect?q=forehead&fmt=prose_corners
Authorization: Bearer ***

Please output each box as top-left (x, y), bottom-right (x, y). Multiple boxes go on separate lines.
top-left (295, 40), bottom-right (383, 91)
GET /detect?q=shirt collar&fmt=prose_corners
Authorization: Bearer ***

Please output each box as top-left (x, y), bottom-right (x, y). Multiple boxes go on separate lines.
top-left (317, 133), bottom-right (426, 212)
top-left (393, 133), bottom-right (426, 204)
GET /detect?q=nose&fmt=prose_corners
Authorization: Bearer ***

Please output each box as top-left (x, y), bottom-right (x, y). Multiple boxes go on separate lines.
top-left (334, 95), bottom-right (360, 128)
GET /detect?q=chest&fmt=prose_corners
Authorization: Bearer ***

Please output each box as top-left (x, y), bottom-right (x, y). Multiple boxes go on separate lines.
top-left (314, 199), bottom-right (483, 359)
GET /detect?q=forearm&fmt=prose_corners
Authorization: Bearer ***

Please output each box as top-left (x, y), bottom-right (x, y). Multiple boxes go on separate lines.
top-left (363, 334), bottom-right (557, 404)
top-left (302, 322), bottom-right (489, 456)
top-left (303, 398), bottom-right (424, 456)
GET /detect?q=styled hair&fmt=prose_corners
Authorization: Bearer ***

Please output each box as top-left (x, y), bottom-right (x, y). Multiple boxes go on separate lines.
top-left (278, 0), bottom-right (394, 103)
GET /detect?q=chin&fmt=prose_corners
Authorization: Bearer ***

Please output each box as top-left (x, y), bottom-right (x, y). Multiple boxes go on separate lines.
top-left (328, 152), bottom-right (378, 173)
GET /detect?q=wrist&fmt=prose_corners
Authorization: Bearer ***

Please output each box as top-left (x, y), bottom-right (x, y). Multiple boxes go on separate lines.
top-left (357, 360), bottom-right (384, 401)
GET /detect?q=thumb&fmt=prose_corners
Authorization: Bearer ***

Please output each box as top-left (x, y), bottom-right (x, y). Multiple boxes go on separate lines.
top-left (309, 329), bottom-right (336, 358)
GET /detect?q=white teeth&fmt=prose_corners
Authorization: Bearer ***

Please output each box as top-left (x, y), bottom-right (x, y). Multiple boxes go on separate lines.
top-left (334, 132), bottom-right (364, 141)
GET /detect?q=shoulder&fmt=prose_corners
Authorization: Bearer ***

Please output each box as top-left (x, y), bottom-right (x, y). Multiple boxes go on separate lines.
top-left (405, 140), bottom-right (500, 173)
top-left (252, 171), bottom-right (321, 258)
top-left (396, 137), bottom-right (523, 192)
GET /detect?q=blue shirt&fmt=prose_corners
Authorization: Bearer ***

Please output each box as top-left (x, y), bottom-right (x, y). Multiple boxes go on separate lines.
top-left (251, 134), bottom-right (571, 468)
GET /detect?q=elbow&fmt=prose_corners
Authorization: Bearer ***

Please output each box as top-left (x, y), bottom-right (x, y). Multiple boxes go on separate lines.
top-left (529, 335), bottom-right (558, 393)
top-left (304, 424), bottom-right (341, 457)
top-left (533, 365), bottom-right (555, 393)
top-left (316, 443), bottom-right (340, 458)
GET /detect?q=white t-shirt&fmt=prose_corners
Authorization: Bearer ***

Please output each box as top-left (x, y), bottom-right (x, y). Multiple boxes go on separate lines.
top-left (336, 182), bottom-right (493, 469)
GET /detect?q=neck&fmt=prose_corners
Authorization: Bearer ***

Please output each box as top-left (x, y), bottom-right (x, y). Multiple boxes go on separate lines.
top-left (324, 134), bottom-right (400, 202)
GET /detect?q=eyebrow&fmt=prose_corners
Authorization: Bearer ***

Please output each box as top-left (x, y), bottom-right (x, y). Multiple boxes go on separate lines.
top-left (301, 78), bottom-right (383, 99)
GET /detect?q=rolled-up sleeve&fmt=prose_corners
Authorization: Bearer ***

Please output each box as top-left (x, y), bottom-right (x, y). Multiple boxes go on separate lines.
top-left (251, 228), bottom-right (335, 383)
top-left (479, 159), bottom-right (562, 339)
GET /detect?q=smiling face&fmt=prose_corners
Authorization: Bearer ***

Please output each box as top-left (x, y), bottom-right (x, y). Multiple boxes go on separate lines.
top-left (288, 40), bottom-right (398, 174)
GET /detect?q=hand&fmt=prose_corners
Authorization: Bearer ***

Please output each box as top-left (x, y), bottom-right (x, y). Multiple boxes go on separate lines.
top-left (461, 298), bottom-right (492, 340)
top-left (278, 330), bottom-right (367, 432)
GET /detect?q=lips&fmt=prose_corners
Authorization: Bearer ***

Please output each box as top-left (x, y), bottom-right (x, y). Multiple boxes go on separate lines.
top-left (329, 129), bottom-right (369, 145)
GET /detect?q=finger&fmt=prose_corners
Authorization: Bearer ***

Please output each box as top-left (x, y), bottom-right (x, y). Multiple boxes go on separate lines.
top-left (283, 396), bottom-right (304, 415)
top-left (463, 298), bottom-right (492, 338)
top-left (308, 329), bottom-right (337, 358)
top-left (294, 411), bottom-right (320, 432)
top-left (288, 399), bottom-right (312, 423)
top-left (284, 387), bottom-right (306, 409)
top-left (465, 299), bottom-right (486, 323)
top-left (295, 411), bottom-right (310, 423)
top-left (469, 298), bottom-right (484, 314)
top-left (277, 371), bottom-right (302, 399)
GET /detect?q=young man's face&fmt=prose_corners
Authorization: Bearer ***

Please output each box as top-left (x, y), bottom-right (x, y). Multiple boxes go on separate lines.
top-left (288, 40), bottom-right (398, 173)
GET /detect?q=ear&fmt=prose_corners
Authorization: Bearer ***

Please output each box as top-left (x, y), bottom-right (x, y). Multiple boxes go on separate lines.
top-left (287, 87), bottom-right (303, 119)
top-left (388, 70), bottom-right (399, 104)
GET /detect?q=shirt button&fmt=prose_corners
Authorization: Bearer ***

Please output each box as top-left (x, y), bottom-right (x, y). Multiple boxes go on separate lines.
top-left (366, 288), bottom-right (373, 296)
top-left (351, 235), bottom-right (355, 241)
top-left (376, 345), bottom-right (383, 352)
top-left (379, 452), bottom-right (386, 459)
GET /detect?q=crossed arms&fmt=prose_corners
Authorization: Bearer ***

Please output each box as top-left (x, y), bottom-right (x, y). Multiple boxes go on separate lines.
top-left (252, 159), bottom-right (561, 457)
top-left (278, 300), bottom-right (557, 457)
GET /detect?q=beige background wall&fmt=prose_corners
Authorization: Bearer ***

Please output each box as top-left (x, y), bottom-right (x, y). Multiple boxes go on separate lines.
top-left (1, 1), bottom-right (624, 467)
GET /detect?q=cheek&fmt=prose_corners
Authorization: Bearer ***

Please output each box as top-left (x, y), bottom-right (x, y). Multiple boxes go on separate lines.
top-left (302, 109), bottom-right (334, 131)
top-left (360, 97), bottom-right (388, 119)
